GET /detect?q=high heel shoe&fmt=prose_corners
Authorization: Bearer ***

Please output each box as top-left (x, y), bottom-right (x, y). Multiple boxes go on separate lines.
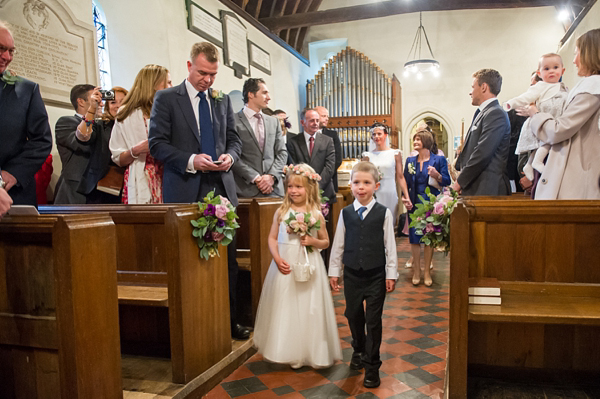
top-left (424, 276), bottom-right (433, 287)
top-left (405, 259), bottom-right (413, 268)
top-left (412, 277), bottom-right (420, 286)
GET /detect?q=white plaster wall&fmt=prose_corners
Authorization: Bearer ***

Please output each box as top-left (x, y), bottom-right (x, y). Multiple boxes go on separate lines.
top-left (305, 7), bottom-right (567, 158)
top-left (557, 2), bottom-right (600, 88)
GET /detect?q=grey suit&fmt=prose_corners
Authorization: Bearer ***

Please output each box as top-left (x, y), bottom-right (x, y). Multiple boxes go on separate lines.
top-left (232, 110), bottom-right (287, 197)
top-left (286, 132), bottom-right (336, 202)
top-left (456, 99), bottom-right (511, 196)
top-left (54, 114), bottom-right (90, 204)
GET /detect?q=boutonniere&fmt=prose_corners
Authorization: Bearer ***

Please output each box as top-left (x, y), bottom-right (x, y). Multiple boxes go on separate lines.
top-left (1, 69), bottom-right (20, 88)
top-left (407, 163), bottom-right (416, 175)
top-left (211, 89), bottom-right (224, 102)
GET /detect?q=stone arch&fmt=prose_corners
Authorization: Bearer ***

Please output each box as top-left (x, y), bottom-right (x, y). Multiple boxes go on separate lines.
top-left (403, 110), bottom-right (456, 159)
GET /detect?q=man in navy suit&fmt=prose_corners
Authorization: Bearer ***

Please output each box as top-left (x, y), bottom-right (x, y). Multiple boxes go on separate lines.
top-left (148, 42), bottom-right (249, 340)
top-left (0, 21), bottom-right (52, 206)
top-left (453, 69), bottom-right (511, 196)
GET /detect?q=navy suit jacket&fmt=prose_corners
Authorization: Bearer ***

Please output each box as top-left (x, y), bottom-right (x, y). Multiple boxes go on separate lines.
top-left (0, 77), bottom-right (52, 205)
top-left (455, 99), bottom-right (511, 196)
top-left (403, 153), bottom-right (451, 206)
top-left (148, 80), bottom-right (242, 205)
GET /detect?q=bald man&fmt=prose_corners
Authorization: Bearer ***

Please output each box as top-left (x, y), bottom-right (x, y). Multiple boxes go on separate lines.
top-left (0, 21), bottom-right (52, 205)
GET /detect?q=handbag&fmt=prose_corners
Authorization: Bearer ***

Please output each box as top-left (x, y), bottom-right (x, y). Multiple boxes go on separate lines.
top-left (96, 165), bottom-right (124, 196)
top-left (292, 245), bottom-right (315, 282)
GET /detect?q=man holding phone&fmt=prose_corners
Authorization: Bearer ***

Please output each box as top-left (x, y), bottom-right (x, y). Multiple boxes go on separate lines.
top-left (149, 42), bottom-right (249, 340)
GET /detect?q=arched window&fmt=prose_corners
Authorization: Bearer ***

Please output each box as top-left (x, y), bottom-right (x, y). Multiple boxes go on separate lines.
top-left (93, 2), bottom-right (112, 89)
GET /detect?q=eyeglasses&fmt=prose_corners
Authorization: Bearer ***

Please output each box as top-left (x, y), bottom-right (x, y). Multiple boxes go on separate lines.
top-left (0, 45), bottom-right (16, 57)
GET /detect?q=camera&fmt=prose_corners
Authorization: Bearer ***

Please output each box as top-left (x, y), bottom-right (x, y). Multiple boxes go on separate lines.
top-left (100, 89), bottom-right (115, 101)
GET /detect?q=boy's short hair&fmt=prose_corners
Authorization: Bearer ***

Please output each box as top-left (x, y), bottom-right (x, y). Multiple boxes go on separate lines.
top-left (473, 68), bottom-right (502, 96)
top-left (351, 161), bottom-right (380, 183)
top-left (538, 53), bottom-right (563, 68)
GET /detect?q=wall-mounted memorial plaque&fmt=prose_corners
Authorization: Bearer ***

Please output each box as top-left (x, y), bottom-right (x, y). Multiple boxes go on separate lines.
top-left (220, 10), bottom-right (248, 79)
top-left (1, 0), bottom-right (98, 107)
top-left (248, 41), bottom-right (271, 75)
top-left (186, 1), bottom-right (223, 47)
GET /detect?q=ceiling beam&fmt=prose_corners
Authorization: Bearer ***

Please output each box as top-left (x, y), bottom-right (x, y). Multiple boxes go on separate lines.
top-left (260, 0), bottom-right (587, 31)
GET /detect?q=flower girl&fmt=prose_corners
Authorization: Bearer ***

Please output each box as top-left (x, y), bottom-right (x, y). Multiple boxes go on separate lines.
top-left (253, 164), bottom-right (342, 369)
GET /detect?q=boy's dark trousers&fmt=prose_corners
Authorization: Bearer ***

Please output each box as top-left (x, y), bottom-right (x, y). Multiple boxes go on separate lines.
top-left (343, 266), bottom-right (386, 373)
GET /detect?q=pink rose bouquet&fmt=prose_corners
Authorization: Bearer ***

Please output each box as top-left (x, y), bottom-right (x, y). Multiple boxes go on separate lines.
top-left (191, 190), bottom-right (240, 260)
top-left (284, 210), bottom-right (321, 253)
top-left (409, 187), bottom-right (458, 254)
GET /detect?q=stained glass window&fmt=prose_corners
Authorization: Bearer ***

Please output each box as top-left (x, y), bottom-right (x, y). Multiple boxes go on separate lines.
top-left (93, 2), bottom-right (111, 89)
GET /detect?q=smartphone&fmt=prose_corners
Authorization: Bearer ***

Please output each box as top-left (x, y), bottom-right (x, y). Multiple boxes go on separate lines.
top-left (213, 160), bottom-right (223, 165)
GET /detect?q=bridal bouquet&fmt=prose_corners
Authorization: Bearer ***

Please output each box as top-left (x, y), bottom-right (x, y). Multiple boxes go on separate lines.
top-left (191, 190), bottom-right (239, 260)
top-left (284, 210), bottom-right (321, 253)
top-left (409, 187), bottom-right (459, 254)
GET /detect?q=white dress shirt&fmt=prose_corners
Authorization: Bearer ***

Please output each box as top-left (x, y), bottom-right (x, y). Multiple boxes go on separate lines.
top-left (184, 80), bottom-right (233, 173)
top-left (328, 198), bottom-right (398, 280)
top-left (303, 130), bottom-right (320, 154)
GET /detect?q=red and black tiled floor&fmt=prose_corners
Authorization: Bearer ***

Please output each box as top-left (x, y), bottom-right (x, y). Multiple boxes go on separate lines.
top-left (206, 236), bottom-right (449, 399)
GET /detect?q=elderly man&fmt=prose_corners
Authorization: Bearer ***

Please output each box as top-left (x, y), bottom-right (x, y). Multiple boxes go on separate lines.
top-left (0, 21), bottom-right (52, 206)
top-left (232, 78), bottom-right (287, 198)
top-left (453, 69), bottom-right (511, 196)
top-left (286, 108), bottom-right (336, 204)
top-left (148, 42), bottom-right (250, 340)
top-left (314, 106), bottom-right (342, 193)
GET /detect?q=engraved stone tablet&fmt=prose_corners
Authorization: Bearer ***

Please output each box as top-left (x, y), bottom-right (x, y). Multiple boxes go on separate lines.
top-left (1, 0), bottom-right (98, 106)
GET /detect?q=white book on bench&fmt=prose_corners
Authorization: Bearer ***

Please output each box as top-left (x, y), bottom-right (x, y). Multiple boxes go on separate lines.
top-left (469, 295), bottom-right (501, 305)
top-left (468, 277), bottom-right (501, 297)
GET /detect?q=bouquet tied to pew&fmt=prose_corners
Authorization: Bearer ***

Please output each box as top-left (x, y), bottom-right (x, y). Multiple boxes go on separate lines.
top-left (191, 190), bottom-right (240, 260)
top-left (409, 187), bottom-right (459, 255)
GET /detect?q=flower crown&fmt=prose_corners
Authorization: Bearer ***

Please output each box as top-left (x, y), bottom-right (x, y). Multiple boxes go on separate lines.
top-left (283, 164), bottom-right (322, 182)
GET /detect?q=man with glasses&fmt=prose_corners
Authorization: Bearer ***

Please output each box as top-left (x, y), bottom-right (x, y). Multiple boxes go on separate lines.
top-left (0, 21), bottom-right (52, 206)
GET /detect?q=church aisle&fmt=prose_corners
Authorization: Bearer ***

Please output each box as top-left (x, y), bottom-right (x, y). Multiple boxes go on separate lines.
top-left (206, 237), bottom-right (449, 399)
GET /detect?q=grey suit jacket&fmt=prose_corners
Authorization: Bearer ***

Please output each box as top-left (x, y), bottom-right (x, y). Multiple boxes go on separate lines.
top-left (456, 99), bottom-right (511, 196)
top-left (232, 110), bottom-right (287, 197)
top-left (148, 80), bottom-right (242, 205)
top-left (286, 132), bottom-right (336, 202)
top-left (54, 114), bottom-right (90, 204)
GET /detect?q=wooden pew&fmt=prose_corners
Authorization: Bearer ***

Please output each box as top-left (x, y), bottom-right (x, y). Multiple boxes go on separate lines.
top-left (235, 198), bottom-right (282, 320)
top-left (0, 214), bottom-right (122, 399)
top-left (39, 205), bottom-right (231, 384)
top-left (447, 199), bottom-right (600, 398)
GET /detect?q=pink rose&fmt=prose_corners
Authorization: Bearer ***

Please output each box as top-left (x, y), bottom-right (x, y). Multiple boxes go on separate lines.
top-left (219, 196), bottom-right (230, 206)
top-left (215, 204), bottom-right (228, 219)
top-left (433, 202), bottom-right (445, 215)
top-left (211, 232), bottom-right (225, 242)
top-left (440, 195), bottom-right (453, 205)
top-left (309, 216), bottom-right (317, 225)
top-left (295, 213), bottom-right (305, 223)
top-left (425, 223), bottom-right (435, 233)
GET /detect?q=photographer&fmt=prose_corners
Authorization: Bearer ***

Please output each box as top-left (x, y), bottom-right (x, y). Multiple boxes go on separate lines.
top-left (75, 86), bottom-right (128, 203)
top-left (54, 84), bottom-right (96, 204)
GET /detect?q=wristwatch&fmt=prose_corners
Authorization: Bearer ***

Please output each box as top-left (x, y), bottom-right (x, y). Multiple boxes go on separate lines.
top-left (0, 174), bottom-right (6, 189)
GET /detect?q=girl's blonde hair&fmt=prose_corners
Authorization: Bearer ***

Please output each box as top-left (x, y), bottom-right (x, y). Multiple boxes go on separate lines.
top-left (278, 164), bottom-right (322, 222)
top-left (116, 64), bottom-right (169, 121)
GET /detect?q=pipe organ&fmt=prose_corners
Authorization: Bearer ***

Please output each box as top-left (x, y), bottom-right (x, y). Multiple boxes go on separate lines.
top-left (306, 47), bottom-right (402, 159)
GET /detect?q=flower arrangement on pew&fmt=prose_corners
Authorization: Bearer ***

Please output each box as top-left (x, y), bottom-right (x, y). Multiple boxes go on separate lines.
top-left (409, 187), bottom-right (459, 254)
top-left (284, 210), bottom-right (321, 253)
top-left (191, 190), bottom-right (239, 260)
top-left (320, 189), bottom-right (330, 217)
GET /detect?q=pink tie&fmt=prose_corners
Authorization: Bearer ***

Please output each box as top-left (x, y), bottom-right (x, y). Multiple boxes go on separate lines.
top-left (254, 113), bottom-right (265, 152)
top-left (309, 136), bottom-right (315, 157)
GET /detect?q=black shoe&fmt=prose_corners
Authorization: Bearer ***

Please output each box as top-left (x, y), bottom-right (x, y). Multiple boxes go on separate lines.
top-left (363, 370), bottom-right (380, 388)
top-left (349, 352), bottom-right (364, 370)
top-left (231, 324), bottom-right (251, 340)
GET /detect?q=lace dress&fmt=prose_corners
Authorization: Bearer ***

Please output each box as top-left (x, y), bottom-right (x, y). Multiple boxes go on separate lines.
top-left (363, 149), bottom-right (401, 227)
top-left (253, 211), bottom-right (342, 368)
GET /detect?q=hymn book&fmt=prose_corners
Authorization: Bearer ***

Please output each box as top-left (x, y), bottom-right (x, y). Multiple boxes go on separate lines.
top-left (468, 277), bottom-right (501, 297)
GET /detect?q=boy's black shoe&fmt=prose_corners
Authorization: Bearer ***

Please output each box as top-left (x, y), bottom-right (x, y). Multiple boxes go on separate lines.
top-left (363, 370), bottom-right (380, 388)
top-left (350, 352), bottom-right (364, 370)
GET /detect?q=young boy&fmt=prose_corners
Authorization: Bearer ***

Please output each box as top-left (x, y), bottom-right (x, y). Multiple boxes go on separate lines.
top-left (329, 161), bottom-right (398, 388)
